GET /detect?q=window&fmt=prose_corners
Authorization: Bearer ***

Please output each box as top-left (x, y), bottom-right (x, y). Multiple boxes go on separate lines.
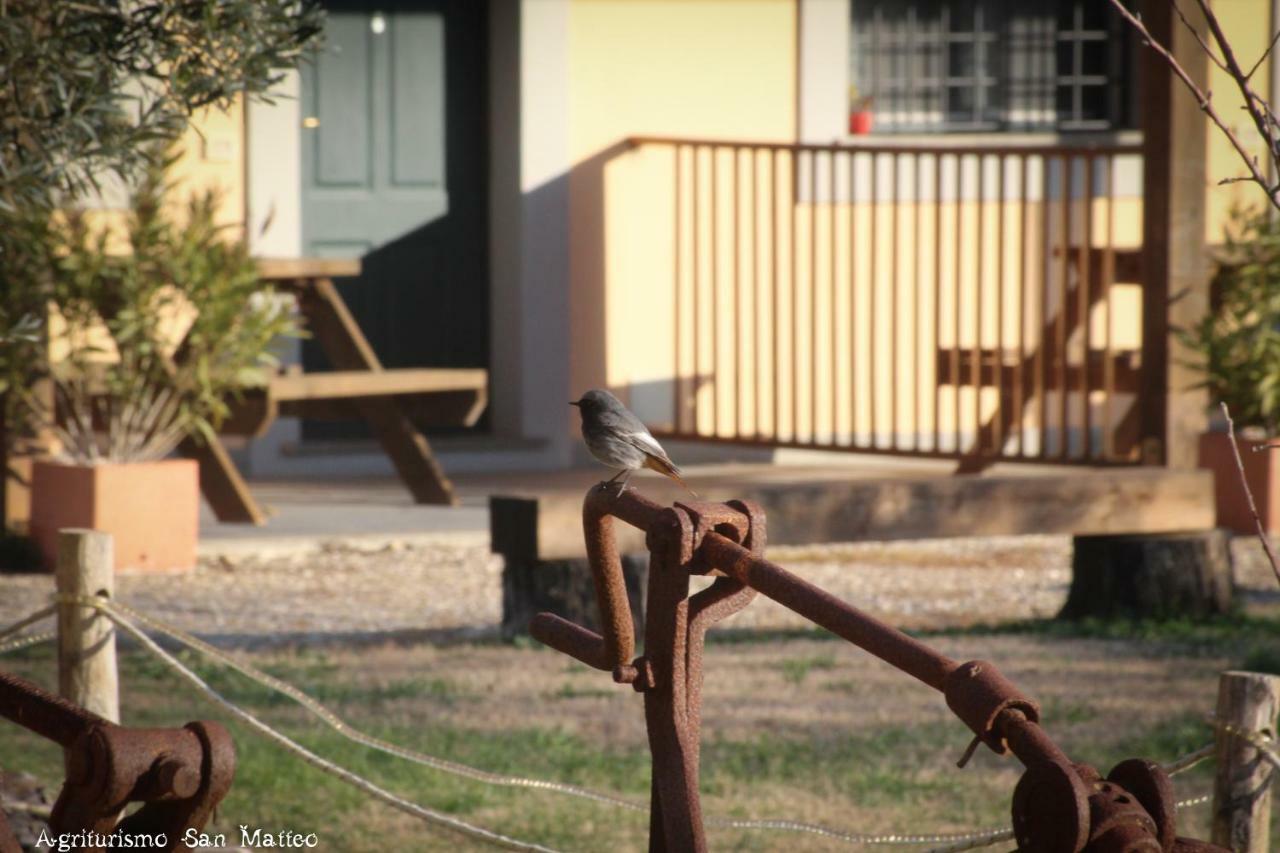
top-left (849, 0), bottom-right (1136, 133)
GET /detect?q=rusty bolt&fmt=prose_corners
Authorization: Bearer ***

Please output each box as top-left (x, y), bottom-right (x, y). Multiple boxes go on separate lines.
top-left (614, 657), bottom-right (655, 692)
top-left (153, 758), bottom-right (201, 800)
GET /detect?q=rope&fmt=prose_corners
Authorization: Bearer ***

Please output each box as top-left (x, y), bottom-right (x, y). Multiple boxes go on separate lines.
top-left (0, 604), bottom-right (55, 645)
top-left (1209, 716), bottom-right (1280, 774)
top-left (80, 597), bottom-right (1027, 847)
top-left (41, 595), bottom-right (1231, 849)
top-left (95, 600), bottom-right (560, 853)
top-left (0, 798), bottom-right (51, 818)
top-left (79, 597), bottom-right (648, 810)
top-left (0, 629), bottom-right (54, 656)
top-left (922, 829), bottom-right (1014, 853)
top-left (1163, 743), bottom-right (1215, 776)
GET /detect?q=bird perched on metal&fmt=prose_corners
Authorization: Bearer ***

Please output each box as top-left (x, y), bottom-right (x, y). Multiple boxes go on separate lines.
top-left (570, 389), bottom-right (697, 495)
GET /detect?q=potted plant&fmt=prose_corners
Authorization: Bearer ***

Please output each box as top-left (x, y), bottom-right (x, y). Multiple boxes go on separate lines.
top-left (21, 158), bottom-right (297, 572)
top-left (1185, 206), bottom-right (1280, 532)
top-left (848, 86), bottom-right (875, 135)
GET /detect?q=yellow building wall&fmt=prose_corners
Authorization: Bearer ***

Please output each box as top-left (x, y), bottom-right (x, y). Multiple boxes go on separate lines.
top-left (1204, 0), bottom-right (1274, 240)
top-left (567, 0), bottom-right (797, 404)
top-left (79, 97), bottom-right (246, 241)
top-left (591, 0), bottom-right (1276, 457)
top-left (171, 99), bottom-right (247, 230)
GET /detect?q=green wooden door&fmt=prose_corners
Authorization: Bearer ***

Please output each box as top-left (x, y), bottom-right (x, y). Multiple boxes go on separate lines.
top-left (300, 0), bottom-right (488, 439)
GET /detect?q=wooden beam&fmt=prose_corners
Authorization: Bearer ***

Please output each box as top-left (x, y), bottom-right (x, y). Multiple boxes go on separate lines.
top-left (936, 350), bottom-right (1140, 392)
top-left (178, 434), bottom-right (266, 525)
top-left (268, 368), bottom-right (487, 401)
top-left (278, 388), bottom-right (487, 428)
top-left (256, 257), bottom-right (361, 282)
top-left (490, 468), bottom-right (1216, 562)
top-left (1050, 246), bottom-right (1143, 284)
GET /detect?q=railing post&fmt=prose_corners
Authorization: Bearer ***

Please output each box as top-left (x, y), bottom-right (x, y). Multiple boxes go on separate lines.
top-left (1212, 670), bottom-right (1280, 851)
top-left (56, 528), bottom-right (118, 723)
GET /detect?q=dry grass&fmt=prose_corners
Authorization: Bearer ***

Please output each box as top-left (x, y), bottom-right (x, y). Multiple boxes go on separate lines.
top-left (3, 609), bottom-right (1273, 851)
top-left (2, 533), bottom-right (1278, 849)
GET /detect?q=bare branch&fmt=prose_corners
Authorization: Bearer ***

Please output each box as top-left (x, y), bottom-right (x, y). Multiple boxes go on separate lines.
top-left (1221, 402), bottom-right (1280, 587)
top-left (1194, 0), bottom-right (1280, 190)
top-left (1171, 0), bottom-right (1228, 74)
top-left (1245, 27), bottom-right (1280, 81)
top-left (1107, 0), bottom-right (1278, 208)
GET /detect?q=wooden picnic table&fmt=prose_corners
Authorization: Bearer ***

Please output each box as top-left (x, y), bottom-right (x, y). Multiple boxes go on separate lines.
top-left (191, 258), bottom-right (486, 523)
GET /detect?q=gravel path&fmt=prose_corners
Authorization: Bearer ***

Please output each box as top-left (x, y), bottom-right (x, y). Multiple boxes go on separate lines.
top-left (2, 533), bottom-right (1276, 647)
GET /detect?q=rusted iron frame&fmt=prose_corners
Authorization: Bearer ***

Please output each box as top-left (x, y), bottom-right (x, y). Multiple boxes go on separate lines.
top-left (973, 154), bottom-right (985, 455)
top-left (810, 149), bottom-right (819, 444)
top-left (673, 145), bottom-right (683, 435)
top-left (626, 135), bottom-right (1143, 158)
top-left (532, 488), bottom-right (762, 852)
top-left (645, 428), bottom-right (1145, 467)
top-left (697, 528), bottom-right (1224, 852)
top-left (0, 669), bottom-right (234, 848)
top-left (870, 152), bottom-right (879, 447)
top-left (532, 485), bottom-right (1229, 851)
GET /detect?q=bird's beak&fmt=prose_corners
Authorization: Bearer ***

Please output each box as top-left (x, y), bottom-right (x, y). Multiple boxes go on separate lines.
top-left (568, 401), bottom-right (580, 407)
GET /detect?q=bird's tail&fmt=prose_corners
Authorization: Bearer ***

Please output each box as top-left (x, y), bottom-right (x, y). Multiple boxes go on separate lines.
top-left (642, 453), bottom-right (699, 497)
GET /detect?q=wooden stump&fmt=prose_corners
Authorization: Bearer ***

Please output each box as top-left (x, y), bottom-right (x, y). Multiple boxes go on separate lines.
top-left (502, 553), bottom-right (647, 641)
top-left (1060, 529), bottom-right (1233, 620)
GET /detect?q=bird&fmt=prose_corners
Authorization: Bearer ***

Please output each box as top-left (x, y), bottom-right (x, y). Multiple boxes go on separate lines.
top-left (570, 389), bottom-right (697, 495)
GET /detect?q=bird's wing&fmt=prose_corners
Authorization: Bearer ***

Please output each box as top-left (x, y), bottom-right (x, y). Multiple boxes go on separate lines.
top-left (621, 429), bottom-right (680, 471)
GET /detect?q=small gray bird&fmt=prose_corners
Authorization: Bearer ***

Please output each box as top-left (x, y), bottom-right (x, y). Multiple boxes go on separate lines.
top-left (570, 389), bottom-right (696, 495)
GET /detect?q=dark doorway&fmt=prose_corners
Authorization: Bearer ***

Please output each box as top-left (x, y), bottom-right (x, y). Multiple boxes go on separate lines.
top-left (299, 0), bottom-right (489, 440)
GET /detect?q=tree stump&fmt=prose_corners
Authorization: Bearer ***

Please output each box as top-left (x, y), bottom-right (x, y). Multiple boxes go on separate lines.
top-left (1060, 529), bottom-right (1233, 620)
top-left (502, 553), bottom-right (647, 641)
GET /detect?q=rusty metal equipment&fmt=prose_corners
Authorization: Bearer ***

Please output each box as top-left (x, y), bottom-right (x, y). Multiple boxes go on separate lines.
top-left (532, 486), bottom-right (1229, 853)
top-left (0, 669), bottom-right (235, 852)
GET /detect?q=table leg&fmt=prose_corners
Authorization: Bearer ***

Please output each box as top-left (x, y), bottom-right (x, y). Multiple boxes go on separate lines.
top-left (296, 277), bottom-right (457, 506)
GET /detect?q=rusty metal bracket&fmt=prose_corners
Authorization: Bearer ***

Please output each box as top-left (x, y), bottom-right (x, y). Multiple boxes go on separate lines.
top-left (532, 485), bottom-right (1229, 853)
top-left (0, 669), bottom-right (235, 850)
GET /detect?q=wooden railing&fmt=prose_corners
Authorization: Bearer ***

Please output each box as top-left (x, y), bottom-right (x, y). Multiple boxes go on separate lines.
top-left (629, 136), bottom-right (1147, 467)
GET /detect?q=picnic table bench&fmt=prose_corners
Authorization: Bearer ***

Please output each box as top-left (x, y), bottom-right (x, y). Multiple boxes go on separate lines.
top-left (193, 258), bottom-right (486, 523)
top-left (937, 247), bottom-right (1144, 472)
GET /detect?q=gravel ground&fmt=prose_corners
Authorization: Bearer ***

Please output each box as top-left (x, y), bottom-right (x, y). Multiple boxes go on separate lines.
top-left (2, 532), bottom-right (1276, 647)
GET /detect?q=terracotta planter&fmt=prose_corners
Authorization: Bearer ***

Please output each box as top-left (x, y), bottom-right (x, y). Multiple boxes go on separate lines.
top-left (848, 110), bottom-right (873, 135)
top-left (29, 458), bottom-right (198, 574)
top-left (1197, 431), bottom-right (1280, 533)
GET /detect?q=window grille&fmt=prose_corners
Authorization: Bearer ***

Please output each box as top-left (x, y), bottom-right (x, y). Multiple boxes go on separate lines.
top-left (850, 0), bottom-right (1135, 132)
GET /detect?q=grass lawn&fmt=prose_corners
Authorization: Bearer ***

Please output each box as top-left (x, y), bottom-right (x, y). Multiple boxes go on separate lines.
top-left (2, 610), bottom-right (1278, 851)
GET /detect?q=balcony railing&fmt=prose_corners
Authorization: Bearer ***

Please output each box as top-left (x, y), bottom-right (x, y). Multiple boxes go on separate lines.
top-left (627, 135), bottom-right (1146, 466)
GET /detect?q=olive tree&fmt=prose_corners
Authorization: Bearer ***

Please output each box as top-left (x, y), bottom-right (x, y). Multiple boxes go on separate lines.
top-left (0, 1), bottom-right (323, 511)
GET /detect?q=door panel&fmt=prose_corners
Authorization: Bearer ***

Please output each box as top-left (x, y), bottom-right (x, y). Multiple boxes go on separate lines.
top-left (299, 1), bottom-right (488, 440)
top-left (312, 14), bottom-right (372, 188)
top-left (391, 15), bottom-right (445, 188)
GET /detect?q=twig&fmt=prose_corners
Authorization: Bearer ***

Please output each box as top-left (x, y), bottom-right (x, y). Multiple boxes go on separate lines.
top-left (1220, 401), bottom-right (1280, 586)
top-left (1171, 0), bottom-right (1228, 74)
top-left (1108, 0), bottom-right (1280, 209)
top-left (1195, 0), bottom-right (1280, 177)
top-left (1245, 27), bottom-right (1280, 81)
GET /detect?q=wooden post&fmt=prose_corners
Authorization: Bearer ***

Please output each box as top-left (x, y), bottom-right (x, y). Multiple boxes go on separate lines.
top-left (1139, 0), bottom-right (1210, 468)
top-left (56, 529), bottom-right (119, 723)
top-left (1212, 670), bottom-right (1280, 851)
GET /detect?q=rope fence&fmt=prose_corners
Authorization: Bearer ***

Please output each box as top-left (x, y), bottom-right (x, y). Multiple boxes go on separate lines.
top-left (1, 596), bottom-right (1243, 851)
